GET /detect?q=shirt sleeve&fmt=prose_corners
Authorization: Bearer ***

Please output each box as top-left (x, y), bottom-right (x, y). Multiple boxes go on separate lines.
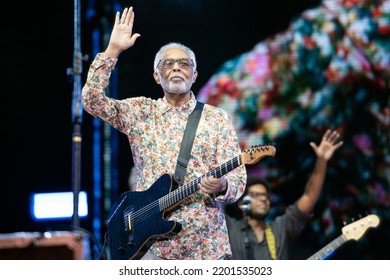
top-left (81, 53), bottom-right (140, 134)
top-left (279, 202), bottom-right (312, 242)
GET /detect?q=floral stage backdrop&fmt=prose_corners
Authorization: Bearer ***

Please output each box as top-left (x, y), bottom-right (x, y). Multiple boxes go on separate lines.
top-left (198, 0), bottom-right (390, 259)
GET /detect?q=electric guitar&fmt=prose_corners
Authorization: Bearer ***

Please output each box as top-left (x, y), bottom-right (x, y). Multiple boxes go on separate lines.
top-left (106, 144), bottom-right (276, 260)
top-left (307, 214), bottom-right (380, 260)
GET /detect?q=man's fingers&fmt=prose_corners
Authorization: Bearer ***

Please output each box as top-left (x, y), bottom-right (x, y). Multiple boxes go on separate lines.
top-left (119, 7), bottom-right (128, 23)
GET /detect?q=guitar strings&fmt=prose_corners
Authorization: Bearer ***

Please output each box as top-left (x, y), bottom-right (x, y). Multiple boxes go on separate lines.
top-left (126, 157), bottom-right (241, 229)
top-left (124, 144), bottom-right (272, 227)
top-left (129, 157), bottom-right (238, 225)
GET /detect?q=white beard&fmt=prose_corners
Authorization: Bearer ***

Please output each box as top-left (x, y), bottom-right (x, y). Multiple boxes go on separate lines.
top-left (160, 78), bottom-right (192, 94)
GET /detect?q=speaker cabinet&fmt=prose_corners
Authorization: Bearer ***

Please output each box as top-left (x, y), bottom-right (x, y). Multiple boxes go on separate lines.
top-left (0, 231), bottom-right (90, 260)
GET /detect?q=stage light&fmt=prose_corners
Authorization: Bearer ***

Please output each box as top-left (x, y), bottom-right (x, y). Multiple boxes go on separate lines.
top-left (31, 191), bottom-right (88, 220)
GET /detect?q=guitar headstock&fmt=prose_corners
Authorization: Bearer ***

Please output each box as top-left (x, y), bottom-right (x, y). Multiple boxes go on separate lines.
top-left (241, 145), bottom-right (276, 165)
top-left (342, 214), bottom-right (380, 241)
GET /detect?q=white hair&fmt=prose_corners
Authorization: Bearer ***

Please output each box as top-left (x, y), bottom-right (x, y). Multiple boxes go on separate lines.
top-left (153, 42), bottom-right (197, 72)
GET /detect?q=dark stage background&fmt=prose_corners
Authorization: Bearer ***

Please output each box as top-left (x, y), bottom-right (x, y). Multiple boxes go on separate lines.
top-left (2, 0), bottom-right (389, 260)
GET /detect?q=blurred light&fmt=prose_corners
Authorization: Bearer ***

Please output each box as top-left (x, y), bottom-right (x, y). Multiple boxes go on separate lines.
top-left (31, 191), bottom-right (88, 220)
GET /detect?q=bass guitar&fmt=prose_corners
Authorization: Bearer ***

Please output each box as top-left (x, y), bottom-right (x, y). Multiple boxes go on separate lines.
top-left (106, 144), bottom-right (276, 260)
top-left (307, 214), bottom-right (380, 260)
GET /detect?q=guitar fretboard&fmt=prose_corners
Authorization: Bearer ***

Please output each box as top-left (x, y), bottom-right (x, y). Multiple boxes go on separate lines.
top-left (307, 235), bottom-right (347, 260)
top-left (159, 155), bottom-right (241, 210)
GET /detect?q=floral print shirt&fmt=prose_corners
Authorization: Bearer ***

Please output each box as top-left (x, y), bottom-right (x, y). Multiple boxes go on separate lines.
top-left (81, 53), bottom-right (247, 260)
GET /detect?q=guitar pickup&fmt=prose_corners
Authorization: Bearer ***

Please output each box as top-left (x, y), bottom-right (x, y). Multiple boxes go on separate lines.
top-left (123, 206), bottom-right (135, 232)
top-left (127, 214), bottom-right (132, 231)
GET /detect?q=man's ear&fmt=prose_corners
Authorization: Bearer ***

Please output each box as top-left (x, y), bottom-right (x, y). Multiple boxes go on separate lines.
top-left (192, 71), bottom-right (198, 83)
top-left (237, 200), bottom-right (243, 211)
top-left (153, 72), bottom-right (161, 84)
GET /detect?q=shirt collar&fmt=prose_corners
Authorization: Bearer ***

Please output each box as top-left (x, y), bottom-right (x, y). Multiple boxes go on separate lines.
top-left (159, 92), bottom-right (197, 116)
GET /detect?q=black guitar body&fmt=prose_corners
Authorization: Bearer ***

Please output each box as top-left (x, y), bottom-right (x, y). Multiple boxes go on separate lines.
top-left (106, 174), bottom-right (182, 260)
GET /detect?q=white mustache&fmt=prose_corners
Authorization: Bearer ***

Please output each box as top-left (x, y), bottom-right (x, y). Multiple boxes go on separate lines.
top-left (170, 74), bottom-right (185, 80)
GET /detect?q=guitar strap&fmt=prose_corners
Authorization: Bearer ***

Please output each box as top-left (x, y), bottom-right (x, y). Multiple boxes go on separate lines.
top-left (173, 101), bottom-right (204, 186)
top-left (265, 224), bottom-right (277, 260)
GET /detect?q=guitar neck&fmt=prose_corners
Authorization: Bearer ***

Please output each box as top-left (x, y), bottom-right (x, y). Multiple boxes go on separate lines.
top-left (307, 235), bottom-right (347, 260)
top-left (159, 155), bottom-right (241, 210)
